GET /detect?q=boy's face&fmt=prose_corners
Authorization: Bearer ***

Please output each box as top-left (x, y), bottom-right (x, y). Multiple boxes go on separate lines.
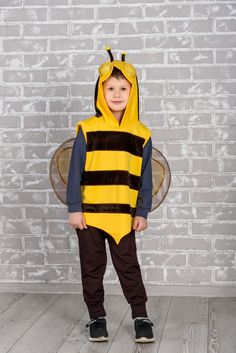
top-left (103, 76), bottom-right (131, 116)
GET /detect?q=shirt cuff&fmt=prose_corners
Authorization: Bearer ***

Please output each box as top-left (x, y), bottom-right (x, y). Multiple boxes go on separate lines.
top-left (67, 203), bottom-right (82, 213)
top-left (135, 208), bottom-right (149, 219)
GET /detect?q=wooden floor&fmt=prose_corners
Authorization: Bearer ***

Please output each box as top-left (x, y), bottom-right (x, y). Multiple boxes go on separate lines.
top-left (0, 293), bottom-right (235, 353)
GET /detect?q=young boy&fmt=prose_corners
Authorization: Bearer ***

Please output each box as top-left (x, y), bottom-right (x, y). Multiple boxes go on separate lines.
top-left (66, 48), bottom-right (154, 343)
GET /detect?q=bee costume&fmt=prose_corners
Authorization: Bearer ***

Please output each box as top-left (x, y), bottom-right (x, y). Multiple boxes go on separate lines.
top-left (70, 48), bottom-right (152, 245)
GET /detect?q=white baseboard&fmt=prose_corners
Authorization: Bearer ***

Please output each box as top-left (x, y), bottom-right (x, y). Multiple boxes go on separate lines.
top-left (0, 283), bottom-right (235, 297)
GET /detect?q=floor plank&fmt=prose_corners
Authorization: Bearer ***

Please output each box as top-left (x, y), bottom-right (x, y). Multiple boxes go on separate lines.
top-left (158, 297), bottom-right (209, 353)
top-left (0, 293), bottom-right (60, 353)
top-left (208, 297), bottom-right (236, 353)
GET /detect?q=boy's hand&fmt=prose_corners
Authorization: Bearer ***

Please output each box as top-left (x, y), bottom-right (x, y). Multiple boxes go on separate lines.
top-left (132, 216), bottom-right (148, 232)
top-left (68, 212), bottom-right (88, 230)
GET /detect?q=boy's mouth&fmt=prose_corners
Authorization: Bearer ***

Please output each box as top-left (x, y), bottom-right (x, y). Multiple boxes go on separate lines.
top-left (112, 101), bottom-right (122, 104)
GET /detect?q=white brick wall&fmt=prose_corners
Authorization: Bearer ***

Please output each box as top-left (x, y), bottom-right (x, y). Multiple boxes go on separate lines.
top-left (0, 0), bottom-right (235, 287)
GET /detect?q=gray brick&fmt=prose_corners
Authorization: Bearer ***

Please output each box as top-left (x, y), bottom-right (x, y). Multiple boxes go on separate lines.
top-left (24, 85), bottom-right (68, 98)
top-left (193, 3), bottom-right (236, 18)
top-left (3, 191), bottom-right (47, 204)
top-left (71, 23), bottom-right (115, 36)
top-left (171, 174), bottom-right (211, 188)
top-left (45, 251), bottom-right (79, 265)
top-left (166, 143), bottom-right (212, 157)
top-left (49, 100), bottom-right (86, 113)
top-left (0, 24), bottom-right (21, 36)
top-left (3, 8), bottom-right (47, 22)
top-left (70, 266), bottom-right (81, 282)
top-left (145, 221), bottom-right (189, 236)
top-left (24, 115), bottom-right (68, 128)
top-left (194, 35), bottom-right (236, 48)
top-left (48, 221), bottom-right (74, 236)
top-left (167, 268), bottom-right (211, 283)
top-left (98, 6), bottom-right (142, 19)
top-left (0, 54), bottom-right (22, 67)
top-left (192, 190), bottom-right (236, 204)
top-left (152, 128), bottom-right (189, 141)
top-left (215, 113), bottom-right (236, 126)
top-left (215, 143), bottom-right (236, 157)
top-left (0, 0), bottom-right (21, 6)
top-left (25, 206), bottom-right (66, 219)
top-left (0, 86), bottom-right (21, 97)
top-left (0, 176), bottom-right (21, 189)
top-left (168, 51), bottom-right (213, 64)
top-left (136, 236), bottom-right (164, 251)
top-left (2, 160), bottom-right (47, 175)
top-left (50, 7), bottom-right (94, 21)
top-left (141, 253), bottom-right (186, 266)
top-left (23, 176), bottom-right (50, 190)
top-left (215, 268), bottom-right (236, 282)
top-left (2, 131), bottom-right (46, 143)
top-left (143, 268), bottom-right (164, 282)
top-left (24, 145), bottom-right (59, 159)
top-left (97, 36), bottom-right (142, 50)
top-left (125, 52), bottom-right (164, 65)
top-left (216, 50), bottom-right (236, 63)
top-left (50, 38), bottom-right (93, 51)
top-left (0, 237), bottom-right (22, 249)
top-left (0, 266), bottom-right (23, 280)
top-left (219, 159), bottom-right (236, 172)
top-left (147, 36), bottom-right (191, 49)
top-left (214, 175), bottom-right (236, 188)
top-left (193, 66), bottom-right (236, 79)
top-left (0, 146), bottom-right (22, 159)
top-left (24, 54), bottom-right (68, 68)
top-left (71, 84), bottom-right (94, 97)
top-left (3, 221), bottom-right (46, 235)
top-left (119, 21), bottom-right (164, 35)
top-left (215, 238), bottom-right (236, 251)
top-left (146, 67), bottom-right (190, 80)
top-left (43, 237), bottom-right (69, 250)
top-left (167, 159), bottom-right (189, 172)
top-left (48, 69), bottom-right (94, 83)
top-left (192, 222), bottom-right (236, 236)
top-left (4, 39), bottom-right (47, 53)
top-left (0, 207), bottom-right (21, 219)
top-left (192, 159), bottom-right (220, 172)
top-left (192, 97), bottom-right (230, 110)
top-left (3, 100), bottom-right (46, 114)
top-left (3, 70), bottom-right (47, 82)
top-left (166, 113), bottom-right (212, 126)
top-left (188, 253), bottom-right (234, 267)
top-left (192, 127), bottom-right (236, 141)
top-left (167, 20), bottom-right (212, 33)
top-left (24, 24), bottom-right (68, 37)
top-left (216, 82), bottom-right (236, 95)
top-left (47, 129), bottom-right (72, 143)
top-left (214, 206), bottom-right (236, 220)
top-left (216, 19), bottom-right (236, 32)
top-left (24, 237), bottom-right (43, 250)
top-left (167, 206), bottom-right (212, 220)
top-left (165, 82), bottom-right (212, 96)
top-left (25, 0), bottom-right (67, 5)
top-left (24, 266), bottom-right (69, 281)
top-left (146, 5), bottom-right (191, 18)
top-left (166, 237), bottom-right (211, 251)
top-left (1, 250), bottom-right (44, 265)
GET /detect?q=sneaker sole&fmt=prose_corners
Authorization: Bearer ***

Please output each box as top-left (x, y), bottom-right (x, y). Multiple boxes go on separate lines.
top-left (89, 336), bottom-right (109, 342)
top-left (135, 337), bottom-right (155, 343)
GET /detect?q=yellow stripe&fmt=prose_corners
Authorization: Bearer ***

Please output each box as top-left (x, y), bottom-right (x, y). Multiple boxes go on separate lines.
top-left (85, 150), bottom-right (142, 175)
top-left (81, 185), bottom-right (138, 207)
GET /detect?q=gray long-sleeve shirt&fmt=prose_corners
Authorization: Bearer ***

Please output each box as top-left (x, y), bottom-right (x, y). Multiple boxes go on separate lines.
top-left (66, 128), bottom-right (153, 219)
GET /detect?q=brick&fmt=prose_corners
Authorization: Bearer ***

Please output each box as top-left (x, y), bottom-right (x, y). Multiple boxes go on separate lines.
top-left (50, 38), bottom-right (93, 51)
top-left (0, 176), bottom-right (21, 189)
top-left (3, 70), bottom-right (47, 82)
top-left (165, 82), bottom-right (212, 96)
top-left (146, 5), bottom-right (191, 18)
top-left (45, 251), bottom-right (79, 264)
top-left (194, 35), bottom-right (236, 48)
top-left (146, 67), bottom-right (190, 80)
top-left (24, 266), bottom-right (69, 281)
top-left (0, 267), bottom-right (23, 280)
top-left (0, 237), bottom-right (22, 249)
top-left (214, 206), bottom-right (236, 220)
top-left (3, 221), bottom-right (46, 235)
top-left (166, 143), bottom-right (212, 157)
top-left (3, 191), bottom-right (47, 205)
top-left (188, 253), bottom-right (234, 267)
top-left (0, 146), bottom-right (23, 159)
top-left (215, 238), bottom-right (236, 251)
top-left (3, 100), bottom-right (46, 114)
top-left (166, 113), bottom-right (212, 126)
top-left (141, 253), bottom-right (186, 266)
top-left (119, 21), bottom-right (164, 35)
top-left (2, 160), bottom-right (47, 175)
top-left (167, 20), bottom-right (212, 33)
top-left (166, 237), bottom-right (211, 251)
top-left (71, 23), bottom-right (115, 36)
top-left (216, 50), bottom-right (236, 63)
top-left (167, 206), bottom-right (212, 219)
top-left (50, 7), bottom-right (94, 21)
top-left (193, 3), bottom-right (236, 18)
top-left (24, 54), bottom-right (68, 67)
top-left (192, 222), bottom-right (236, 236)
top-left (147, 36), bottom-right (191, 49)
top-left (24, 85), bottom-right (68, 97)
top-left (98, 6), bottom-right (142, 19)
top-left (168, 51), bottom-right (213, 64)
top-left (0, 0), bottom-right (21, 6)
top-left (0, 54), bottom-right (22, 67)
top-left (216, 82), bottom-right (236, 95)
top-left (24, 24), bottom-right (68, 37)
top-left (2, 131), bottom-right (46, 143)
top-left (167, 268), bottom-right (211, 283)
top-left (215, 268), bottom-right (236, 282)
top-left (0, 24), bottom-right (21, 36)
top-left (216, 19), bottom-right (236, 32)
top-left (1, 250), bottom-right (44, 265)
top-left (3, 8), bottom-right (47, 22)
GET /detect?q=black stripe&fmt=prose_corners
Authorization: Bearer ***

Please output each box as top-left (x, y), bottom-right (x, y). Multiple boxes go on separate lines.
top-left (82, 203), bottom-right (136, 217)
top-left (86, 131), bottom-right (144, 157)
top-left (81, 170), bottom-right (141, 190)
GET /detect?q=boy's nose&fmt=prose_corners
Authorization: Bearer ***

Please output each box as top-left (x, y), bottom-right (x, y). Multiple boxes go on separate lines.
top-left (114, 90), bottom-right (120, 97)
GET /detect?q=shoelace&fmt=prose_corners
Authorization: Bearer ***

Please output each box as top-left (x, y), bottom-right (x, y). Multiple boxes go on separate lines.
top-left (86, 317), bottom-right (104, 328)
top-left (135, 318), bottom-right (153, 326)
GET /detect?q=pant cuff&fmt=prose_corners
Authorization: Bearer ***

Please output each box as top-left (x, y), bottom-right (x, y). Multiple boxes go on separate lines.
top-left (131, 303), bottom-right (148, 319)
top-left (87, 303), bottom-right (106, 319)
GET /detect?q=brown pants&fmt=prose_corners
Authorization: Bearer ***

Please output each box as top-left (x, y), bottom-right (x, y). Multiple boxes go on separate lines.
top-left (76, 225), bottom-right (148, 319)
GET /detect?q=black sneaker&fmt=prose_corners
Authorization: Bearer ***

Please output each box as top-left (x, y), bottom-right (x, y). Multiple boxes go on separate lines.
top-left (134, 317), bottom-right (155, 343)
top-left (85, 317), bottom-right (109, 342)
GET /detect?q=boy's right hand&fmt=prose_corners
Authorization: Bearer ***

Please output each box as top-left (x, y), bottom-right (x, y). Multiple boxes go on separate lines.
top-left (68, 212), bottom-right (88, 230)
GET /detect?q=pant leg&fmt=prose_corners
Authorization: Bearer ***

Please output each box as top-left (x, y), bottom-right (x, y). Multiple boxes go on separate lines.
top-left (107, 229), bottom-right (148, 319)
top-left (76, 225), bottom-right (107, 319)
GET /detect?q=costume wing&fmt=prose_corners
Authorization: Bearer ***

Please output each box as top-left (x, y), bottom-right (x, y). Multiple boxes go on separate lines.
top-left (49, 139), bottom-right (171, 212)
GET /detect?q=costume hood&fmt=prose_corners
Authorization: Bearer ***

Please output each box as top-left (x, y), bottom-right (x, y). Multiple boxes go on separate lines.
top-left (94, 47), bottom-right (140, 128)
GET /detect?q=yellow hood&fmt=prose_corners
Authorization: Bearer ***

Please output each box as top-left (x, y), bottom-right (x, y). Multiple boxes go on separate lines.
top-left (94, 49), bottom-right (140, 128)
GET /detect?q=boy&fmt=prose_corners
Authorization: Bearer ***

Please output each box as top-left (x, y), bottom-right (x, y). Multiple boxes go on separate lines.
top-left (66, 48), bottom-right (154, 343)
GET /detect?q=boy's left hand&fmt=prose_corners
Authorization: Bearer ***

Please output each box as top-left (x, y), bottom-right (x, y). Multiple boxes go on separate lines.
top-left (132, 216), bottom-right (148, 232)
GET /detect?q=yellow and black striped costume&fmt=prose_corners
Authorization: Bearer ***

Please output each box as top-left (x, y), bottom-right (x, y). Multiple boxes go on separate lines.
top-left (75, 50), bottom-right (151, 244)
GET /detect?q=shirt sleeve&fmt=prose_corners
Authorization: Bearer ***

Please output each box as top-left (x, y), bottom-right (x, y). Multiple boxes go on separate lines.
top-left (66, 128), bottom-right (86, 213)
top-left (135, 137), bottom-right (153, 219)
